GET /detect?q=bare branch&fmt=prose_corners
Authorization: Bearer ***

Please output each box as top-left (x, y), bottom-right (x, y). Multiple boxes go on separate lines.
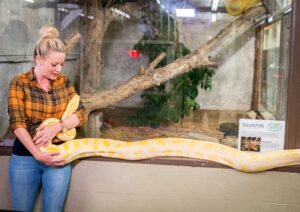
top-left (64, 32), bottom-right (81, 53)
top-left (148, 52), bottom-right (166, 73)
top-left (112, 0), bottom-right (150, 14)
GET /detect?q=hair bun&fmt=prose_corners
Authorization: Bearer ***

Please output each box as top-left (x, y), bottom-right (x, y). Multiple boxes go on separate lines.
top-left (39, 25), bottom-right (60, 39)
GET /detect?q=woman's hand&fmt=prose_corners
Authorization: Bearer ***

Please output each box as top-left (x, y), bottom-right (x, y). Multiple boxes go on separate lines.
top-left (35, 151), bottom-right (65, 166)
top-left (13, 128), bottom-right (65, 166)
top-left (33, 123), bottom-right (61, 147)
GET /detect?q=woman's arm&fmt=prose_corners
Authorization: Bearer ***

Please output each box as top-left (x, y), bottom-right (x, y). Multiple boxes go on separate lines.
top-left (8, 77), bottom-right (64, 166)
top-left (33, 114), bottom-right (80, 145)
top-left (15, 128), bottom-right (65, 166)
top-left (34, 77), bottom-right (87, 145)
top-left (33, 122), bottom-right (62, 146)
top-left (61, 113), bottom-right (80, 130)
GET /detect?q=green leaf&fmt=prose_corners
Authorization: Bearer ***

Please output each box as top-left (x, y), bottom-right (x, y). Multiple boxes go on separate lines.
top-left (126, 8), bottom-right (214, 127)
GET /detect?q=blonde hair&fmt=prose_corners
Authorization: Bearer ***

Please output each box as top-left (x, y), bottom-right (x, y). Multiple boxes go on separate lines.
top-left (33, 25), bottom-right (66, 58)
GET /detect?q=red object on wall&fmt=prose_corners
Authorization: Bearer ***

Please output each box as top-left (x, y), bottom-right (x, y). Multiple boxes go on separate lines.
top-left (129, 50), bottom-right (139, 59)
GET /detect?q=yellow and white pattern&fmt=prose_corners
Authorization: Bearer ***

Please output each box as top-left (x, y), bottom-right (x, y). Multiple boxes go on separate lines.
top-left (39, 95), bottom-right (300, 173)
top-left (225, 0), bottom-right (262, 16)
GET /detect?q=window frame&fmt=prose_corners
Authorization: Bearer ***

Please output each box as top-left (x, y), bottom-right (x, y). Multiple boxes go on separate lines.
top-left (253, 16), bottom-right (291, 121)
top-left (285, 0), bottom-right (300, 149)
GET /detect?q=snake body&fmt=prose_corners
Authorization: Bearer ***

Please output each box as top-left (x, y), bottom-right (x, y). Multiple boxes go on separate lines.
top-left (39, 95), bottom-right (300, 173)
top-left (225, 0), bottom-right (263, 16)
top-left (42, 137), bottom-right (300, 173)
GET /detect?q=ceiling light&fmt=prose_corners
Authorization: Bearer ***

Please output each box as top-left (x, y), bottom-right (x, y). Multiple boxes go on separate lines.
top-left (211, 0), bottom-right (219, 12)
top-left (24, 0), bottom-right (34, 3)
top-left (176, 9), bottom-right (195, 17)
top-left (211, 13), bottom-right (217, 22)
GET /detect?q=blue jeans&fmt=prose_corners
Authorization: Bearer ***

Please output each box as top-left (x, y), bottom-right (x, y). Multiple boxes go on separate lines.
top-left (9, 154), bottom-right (71, 212)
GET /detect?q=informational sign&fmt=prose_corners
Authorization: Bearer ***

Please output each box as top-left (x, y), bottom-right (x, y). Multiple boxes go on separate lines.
top-left (238, 119), bottom-right (285, 152)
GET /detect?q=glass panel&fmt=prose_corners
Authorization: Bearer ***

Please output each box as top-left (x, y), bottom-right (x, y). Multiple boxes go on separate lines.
top-left (263, 0), bottom-right (292, 15)
top-left (260, 21), bottom-right (281, 118)
top-left (0, 0), bottom-right (292, 155)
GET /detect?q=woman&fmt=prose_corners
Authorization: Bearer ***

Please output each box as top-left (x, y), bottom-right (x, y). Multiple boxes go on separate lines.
top-left (8, 25), bottom-right (87, 212)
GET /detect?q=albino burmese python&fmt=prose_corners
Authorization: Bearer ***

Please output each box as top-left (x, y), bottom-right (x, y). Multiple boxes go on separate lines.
top-left (39, 95), bottom-right (300, 173)
top-left (225, 0), bottom-right (262, 16)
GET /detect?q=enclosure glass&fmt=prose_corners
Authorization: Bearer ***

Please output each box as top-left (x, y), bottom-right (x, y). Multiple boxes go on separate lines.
top-left (0, 0), bottom-right (293, 154)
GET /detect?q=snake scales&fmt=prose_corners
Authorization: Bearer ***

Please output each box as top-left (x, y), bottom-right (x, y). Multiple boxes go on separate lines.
top-left (225, 0), bottom-right (263, 16)
top-left (38, 95), bottom-right (300, 173)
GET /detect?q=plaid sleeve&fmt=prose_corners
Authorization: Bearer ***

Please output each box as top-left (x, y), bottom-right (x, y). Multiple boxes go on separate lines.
top-left (65, 78), bottom-right (88, 126)
top-left (8, 76), bottom-right (27, 130)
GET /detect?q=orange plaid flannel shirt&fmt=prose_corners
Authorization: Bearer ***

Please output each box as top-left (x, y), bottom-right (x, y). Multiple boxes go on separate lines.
top-left (8, 67), bottom-right (87, 139)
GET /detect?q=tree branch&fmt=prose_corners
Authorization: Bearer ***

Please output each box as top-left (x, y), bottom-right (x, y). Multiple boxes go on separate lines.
top-left (64, 31), bottom-right (81, 53)
top-left (112, 0), bottom-right (150, 15)
top-left (82, 5), bottom-right (267, 113)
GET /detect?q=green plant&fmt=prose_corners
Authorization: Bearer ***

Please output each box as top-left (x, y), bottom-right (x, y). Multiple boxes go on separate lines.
top-left (127, 8), bottom-right (214, 128)
top-left (127, 40), bottom-right (214, 127)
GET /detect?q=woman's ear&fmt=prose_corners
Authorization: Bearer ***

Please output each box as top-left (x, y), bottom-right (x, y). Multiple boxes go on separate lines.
top-left (35, 55), bottom-right (42, 66)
